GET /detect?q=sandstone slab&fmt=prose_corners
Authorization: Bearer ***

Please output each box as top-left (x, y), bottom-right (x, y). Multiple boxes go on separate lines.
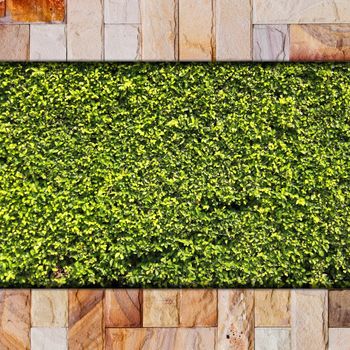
top-left (0, 24), bottom-right (29, 61)
top-left (255, 328), bottom-right (291, 350)
top-left (105, 0), bottom-right (140, 24)
top-left (31, 328), bottom-right (67, 350)
top-left (217, 289), bottom-right (254, 350)
top-left (329, 290), bottom-right (350, 327)
top-left (329, 328), bottom-right (350, 350)
top-left (0, 0), bottom-right (5, 17)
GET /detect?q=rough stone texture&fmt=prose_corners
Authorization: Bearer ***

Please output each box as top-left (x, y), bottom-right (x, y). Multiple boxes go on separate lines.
top-left (105, 328), bottom-right (215, 350)
top-left (179, 0), bottom-right (214, 61)
top-left (143, 290), bottom-right (179, 327)
top-left (0, 24), bottom-right (29, 60)
top-left (179, 289), bottom-right (217, 327)
top-left (0, 290), bottom-right (31, 350)
top-left (105, 289), bottom-right (142, 327)
top-left (253, 0), bottom-right (350, 24)
top-left (6, 0), bottom-right (65, 22)
top-left (141, 0), bottom-right (178, 61)
top-left (104, 0), bottom-right (140, 24)
top-left (255, 328), bottom-right (291, 350)
top-left (105, 24), bottom-right (140, 61)
top-left (253, 25), bottom-right (290, 61)
top-left (67, 0), bottom-right (103, 61)
top-left (68, 289), bottom-right (104, 350)
top-left (0, 0), bottom-right (5, 17)
top-left (217, 289), bottom-right (254, 350)
top-left (255, 289), bottom-right (290, 327)
top-left (30, 24), bottom-right (66, 61)
top-left (291, 290), bottom-right (328, 350)
top-left (329, 328), bottom-right (350, 350)
top-left (290, 24), bottom-right (350, 61)
top-left (216, 0), bottom-right (252, 61)
top-left (329, 290), bottom-right (350, 327)
top-left (31, 328), bottom-right (67, 350)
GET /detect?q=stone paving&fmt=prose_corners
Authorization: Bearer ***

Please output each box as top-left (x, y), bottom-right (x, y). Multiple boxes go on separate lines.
top-left (1, 289), bottom-right (350, 349)
top-left (1, 0), bottom-right (350, 61)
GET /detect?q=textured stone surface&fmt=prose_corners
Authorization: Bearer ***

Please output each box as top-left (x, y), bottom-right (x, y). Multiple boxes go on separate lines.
top-left (105, 289), bottom-right (142, 327)
top-left (290, 24), bottom-right (350, 61)
top-left (179, 0), bottom-right (214, 61)
top-left (216, 0), bottom-right (252, 60)
top-left (0, 290), bottom-right (31, 350)
top-left (31, 328), bottom-right (67, 350)
top-left (30, 24), bottom-right (66, 61)
top-left (329, 328), bottom-right (350, 350)
top-left (217, 289), bottom-right (254, 350)
top-left (67, 0), bottom-right (103, 61)
top-left (143, 290), bottom-right (179, 327)
top-left (253, 25), bottom-right (290, 61)
top-left (253, 0), bottom-right (350, 24)
top-left (255, 328), bottom-right (291, 350)
top-left (0, 24), bottom-right (29, 60)
top-left (6, 0), bottom-right (65, 22)
top-left (106, 328), bottom-right (215, 350)
top-left (0, 0), bottom-right (5, 17)
top-left (141, 0), bottom-right (178, 61)
top-left (105, 24), bottom-right (140, 61)
top-left (105, 0), bottom-right (140, 24)
top-left (291, 290), bottom-right (328, 350)
top-left (68, 290), bottom-right (104, 350)
top-left (329, 290), bottom-right (350, 327)
top-left (179, 289), bottom-right (217, 327)
top-left (255, 289), bottom-right (290, 327)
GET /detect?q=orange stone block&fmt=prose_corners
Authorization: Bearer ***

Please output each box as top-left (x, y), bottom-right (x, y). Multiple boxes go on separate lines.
top-left (7, 0), bottom-right (65, 22)
top-left (0, 0), bottom-right (5, 17)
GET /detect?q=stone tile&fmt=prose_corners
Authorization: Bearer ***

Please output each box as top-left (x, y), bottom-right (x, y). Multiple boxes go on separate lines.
top-left (329, 328), bottom-right (350, 350)
top-left (290, 24), bottom-right (350, 61)
top-left (216, 0), bottom-right (252, 61)
top-left (32, 290), bottom-right (68, 328)
top-left (291, 290), bottom-right (328, 350)
top-left (253, 25), bottom-right (290, 61)
top-left (67, 0), bottom-right (103, 61)
top-left (31, 328), bottom-right (67, 350)
top-left (179, 289), bottom-right (217, 327)
top-left (105, 289), bottom-right (142, 327)
top-left (255, 328), bottom-right (291, 350)
top-left (105, 24), bottom-right (141, 61)
top-left (30, 24), bottom-right (66, 61)
top-left (68, 290), bottom-right (104, 350)
top-left (105, 0), bottom-right (140, 24)
top-left (0, 25), bottom-right (29, 61)
top-left (143, 289), bottom-right (179, 327)
top-left (179, 0), bottom-right (214, 61)
top-left (140, 0), bottom-right (178, 61)
top-left (6, 0), bottom-right (65, 22)
top-left (0, 0), bottom-right (5, 17)
top-left (0, 290), bottom-right (31, 350)
top-left (253, 0), bottom-right (350, 24)
top-left (329, 290), bottom-right (350, 327)
top-left (255, 289), bottom-right (290, 327)
top-left (105, 328), bottom-right (215, 350)
top-left (217, 289), bottom-right (254, 350)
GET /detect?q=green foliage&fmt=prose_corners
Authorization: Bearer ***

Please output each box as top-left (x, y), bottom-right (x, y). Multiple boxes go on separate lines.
top-left (0, 63), bottom-right (349, 287)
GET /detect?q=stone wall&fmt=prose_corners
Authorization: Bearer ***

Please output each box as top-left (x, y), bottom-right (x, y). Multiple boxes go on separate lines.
top-left (0, 0), bottom-right (350, 61)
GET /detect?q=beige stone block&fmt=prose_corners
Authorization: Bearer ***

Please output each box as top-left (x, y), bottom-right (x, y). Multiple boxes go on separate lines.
top-left (216, 0), bottom-right (252, 61)
top-left (0, 25), bottom-right (29, 61)
top-left (30, 24), bottom-right (66, 61)
top-left (105, 0), bottom-right (140, 24)
top-left (291, 290), bottom-right (328, 350)
top-left (105, 24), bottom-right (140, 61)
top-left (31, 328), bottom-right (67, 350)
top-left (141, 0), bottom-right (178, 61)
top-left (143, 289), bottom-right (179, 327)
top-left (67, 0), bottom-right (103, 61)
top-left (179, 289), bottom-right (217, 327)
top-left (179, 0), bottom-right (214, 61)
top-left (329, 290), bottom-right (350, 327)
top-left (255, 328), bottom-right (291, 350)
top-left (255, 289), bottom-right (290, 327)
top-left (253, 0), bottom-right (350, 24)
top-left (329, 328), bottom-right (350, 350)
top-left (32, 290), bottom-right (68, 327)
top-left (217, 289), bottom-right (254, 350)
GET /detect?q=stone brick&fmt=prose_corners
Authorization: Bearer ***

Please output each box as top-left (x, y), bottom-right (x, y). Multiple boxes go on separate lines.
top-left (0, 0), bottom-right (5, 17)
top-left (31, 328), bottom-right (67, 350)
top-left (0, 24), bottom-right (29, 61)
top-left (329, 328), bottom-right (350, 350)
top-left (329, 290), bottom-right (350, 327)
top-left (105, 0), bottom-right (140, 24)
top-left (255, 328), bottom-right (291, 350)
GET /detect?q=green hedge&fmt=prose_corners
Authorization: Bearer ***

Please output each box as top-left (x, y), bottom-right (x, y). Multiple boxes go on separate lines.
top-left (0, 63), bottom-right (349, 287)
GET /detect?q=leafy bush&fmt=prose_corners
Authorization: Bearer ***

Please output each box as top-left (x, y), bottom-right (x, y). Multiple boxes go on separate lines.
top-left (0, 63), bottom-right (349, 287)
